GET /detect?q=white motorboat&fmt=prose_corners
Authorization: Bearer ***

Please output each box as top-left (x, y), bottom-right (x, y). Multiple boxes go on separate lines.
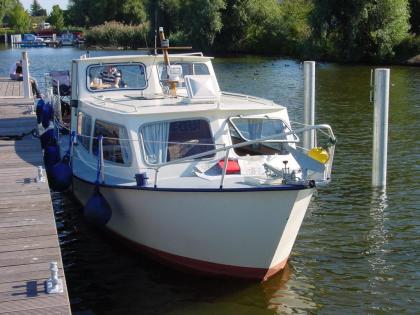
top-left (44, 29), bottom-right (336, 281)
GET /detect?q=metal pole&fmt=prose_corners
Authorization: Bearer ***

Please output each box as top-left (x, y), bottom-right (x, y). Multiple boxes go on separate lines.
top-left (303, 61), bottom-right (316, 150)
top-left (21, 51), bottom-right (32, 99)
top-left (372, 69), bottom-right (390, 187)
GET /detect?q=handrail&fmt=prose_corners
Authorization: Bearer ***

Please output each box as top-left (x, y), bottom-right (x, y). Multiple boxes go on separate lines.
top-left (76, 123), bottom-right (335, 188)
top-left (152, 124), bottom-right (334, 169)
top-left (151, 124), bottom-right (335, 188)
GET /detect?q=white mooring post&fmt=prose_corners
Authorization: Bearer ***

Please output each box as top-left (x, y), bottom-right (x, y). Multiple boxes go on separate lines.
top-left (22, 51), bottom-right (32, 99)
top-left (46, 261), bottom-right (63, 294)
top-left (303, 61), bottom-right (316, 150)
top-left (372, 68), bottom-right (390, 187)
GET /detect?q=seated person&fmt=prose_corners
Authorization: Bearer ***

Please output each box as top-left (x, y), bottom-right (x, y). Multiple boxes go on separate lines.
top-left (100, 66), bottom-right (124, 88)
top-left (9, 61), bottom-right (41, 98)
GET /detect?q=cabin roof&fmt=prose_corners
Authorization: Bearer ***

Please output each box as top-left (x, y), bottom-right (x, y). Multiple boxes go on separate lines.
top-left (80, 93), bottom-right (284, 115)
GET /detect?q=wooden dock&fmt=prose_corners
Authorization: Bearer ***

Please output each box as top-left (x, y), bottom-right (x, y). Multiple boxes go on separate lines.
top-left (0, 79), bottom-right (71, 314)
top-left (0, 78), bottom-right (24, 99)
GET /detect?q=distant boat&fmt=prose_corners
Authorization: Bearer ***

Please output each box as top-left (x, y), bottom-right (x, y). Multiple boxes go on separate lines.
top-left (59, 32), bottom-right (74, 47)
top-left (20, 34), bottom-right (46, 47)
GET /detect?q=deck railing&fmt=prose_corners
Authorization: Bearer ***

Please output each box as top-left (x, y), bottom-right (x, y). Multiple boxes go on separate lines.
top-left (69, 123), bottom-right (336, 189)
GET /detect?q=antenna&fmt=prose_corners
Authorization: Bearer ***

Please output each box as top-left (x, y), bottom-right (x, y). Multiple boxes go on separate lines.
top-left (154, 9), bottom-right (157, 55)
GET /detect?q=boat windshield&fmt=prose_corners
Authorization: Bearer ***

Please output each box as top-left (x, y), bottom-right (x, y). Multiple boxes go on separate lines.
top-left (229, 117), bottom-right (289, 156)
top-left (87, 63), bottom-right (147, 92)
top-left (158, 62), bottom-right (210, 88)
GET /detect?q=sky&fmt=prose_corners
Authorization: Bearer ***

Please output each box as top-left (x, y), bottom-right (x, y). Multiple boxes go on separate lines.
top-left (21, 0), bottom-right (69, 13)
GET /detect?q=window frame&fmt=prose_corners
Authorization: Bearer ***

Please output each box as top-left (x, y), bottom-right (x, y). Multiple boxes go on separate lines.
top-left (86, 62), bottom-right (148, 92)
top-left (92, 119), bottom-right (133, 167)
top-left (138, 117), bottom-right (216, 166)
top-left (228, 116), bottom-right (294, 156)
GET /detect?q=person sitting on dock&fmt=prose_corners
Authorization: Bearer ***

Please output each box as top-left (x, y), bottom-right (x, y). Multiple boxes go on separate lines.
top-left (9, 61), bottom-right (41, 98)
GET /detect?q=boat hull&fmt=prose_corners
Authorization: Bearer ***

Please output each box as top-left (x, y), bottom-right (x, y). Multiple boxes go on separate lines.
top-left (73, 176), bottom-right (313, 281)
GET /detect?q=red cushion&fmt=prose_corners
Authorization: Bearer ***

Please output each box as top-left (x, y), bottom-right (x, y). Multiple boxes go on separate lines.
top-left (218, 159), bottom-right (241, 174)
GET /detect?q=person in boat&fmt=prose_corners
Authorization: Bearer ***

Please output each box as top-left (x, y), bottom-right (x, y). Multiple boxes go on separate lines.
top-left (9, 61), bottom-right (41, 98)
top-left (99, 66), bottom-right (125, 88)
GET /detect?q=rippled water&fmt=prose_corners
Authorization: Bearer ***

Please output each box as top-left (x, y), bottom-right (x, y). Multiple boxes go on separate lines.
top-left (1, 46), bottom-right (419, 314)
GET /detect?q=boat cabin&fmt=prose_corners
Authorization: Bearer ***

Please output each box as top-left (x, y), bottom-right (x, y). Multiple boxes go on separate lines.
top-left (59, 53), bottom-right (331, 189)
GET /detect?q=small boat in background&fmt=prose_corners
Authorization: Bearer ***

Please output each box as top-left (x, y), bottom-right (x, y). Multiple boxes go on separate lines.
top-left (58, 31), bottom-right (74, 47)
top-left (20, 34), bottom-right (46, 47)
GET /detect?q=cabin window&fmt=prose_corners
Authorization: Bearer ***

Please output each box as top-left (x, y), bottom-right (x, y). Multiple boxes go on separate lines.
top-left (139, 119), bottom-right (215, 164)
top-left (92, 120), bottom-right (131, 165)
top-left (87, 63), bottom-right (147, 91)
top-left (77, 111), bottom-right (92, 150)
top-left (229, 117), bottom-right (289, 156)
top-left (158, 62), bottom-right (210, 88)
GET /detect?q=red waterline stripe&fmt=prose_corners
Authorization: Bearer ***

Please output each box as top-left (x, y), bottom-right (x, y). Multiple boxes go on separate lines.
top-left (106, 227), bottom-right (288, 281)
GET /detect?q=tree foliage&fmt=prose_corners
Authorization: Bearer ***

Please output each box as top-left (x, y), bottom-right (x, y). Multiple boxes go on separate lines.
top-left (409, 0), bottom-right (420, 33)
top-left (30, 0), bottom-right (45, 16)
top-left (8, 2), bottom-right (31, 33)
top-left (47, 5), bottom-right (64, 31)
top-left (0, 0), bottom-right (17, 23)
top-left (66, 0), bottom-right (147, 27)
top-left (311, 0), bottom-right (410, 61)
top-left (61, 0), bottom-right (417, 62)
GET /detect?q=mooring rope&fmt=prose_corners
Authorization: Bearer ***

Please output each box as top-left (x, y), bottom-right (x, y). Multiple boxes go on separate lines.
top-left (0, 128), bottom-right (38, 141)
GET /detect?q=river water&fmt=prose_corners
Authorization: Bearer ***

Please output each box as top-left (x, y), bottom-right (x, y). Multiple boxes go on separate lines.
top-left (0, 47), bottom-right (419, 314)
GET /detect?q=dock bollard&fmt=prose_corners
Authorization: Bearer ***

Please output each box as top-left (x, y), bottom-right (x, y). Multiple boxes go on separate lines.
top-left (46, 261), bottom-right (63, 294)
top-left (37, 166), bottom-right (46, 183)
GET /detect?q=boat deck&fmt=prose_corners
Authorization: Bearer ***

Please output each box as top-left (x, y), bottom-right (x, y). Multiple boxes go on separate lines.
top-left (0, 92), bottom-right (71, 313)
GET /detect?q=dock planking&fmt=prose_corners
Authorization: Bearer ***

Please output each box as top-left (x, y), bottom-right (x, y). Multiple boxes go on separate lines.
top-left (0, 87), bottom-right (71, 314)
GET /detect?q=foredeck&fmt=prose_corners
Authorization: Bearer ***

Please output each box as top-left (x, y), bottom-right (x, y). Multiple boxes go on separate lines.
top-left (0, 89), bottom-right (71, 314)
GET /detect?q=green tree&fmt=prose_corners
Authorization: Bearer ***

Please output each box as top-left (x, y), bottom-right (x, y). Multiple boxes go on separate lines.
top-left (67, 0), bottom-right (147, 27)
top-left (0, 0), bottom-right (16, 23)
top-left (47, 4), bottom-right (64, 30)
top-left (156, 0), bottom-right (225, 49)
top-left (9, 2), bottom-right (31, 33)
top-left (409, 0), bottom-right (420, 33)
top-left (311, 0), bottom-right (410, 61)
top-left (30, 0), bottom-right (45, 16)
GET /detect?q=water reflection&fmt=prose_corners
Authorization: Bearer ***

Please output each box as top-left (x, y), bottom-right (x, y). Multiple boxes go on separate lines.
top-left (263, 264), bottom-right (317, 314)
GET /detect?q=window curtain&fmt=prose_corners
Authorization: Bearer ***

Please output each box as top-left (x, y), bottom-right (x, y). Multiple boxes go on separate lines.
top-left (119, 126), bottom-right (131, 164)
top-left (247, 119), bottom-right (263, 140)
top-left (142, 122), bottom-right (170, 164)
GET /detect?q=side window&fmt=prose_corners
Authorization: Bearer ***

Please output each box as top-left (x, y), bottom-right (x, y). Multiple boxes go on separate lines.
top-left (92, 120), bottom-right (131, 165)
top-left (140, 119), bottom-right (215, 164)
top-left (77, 112), bottom-right (92, 150)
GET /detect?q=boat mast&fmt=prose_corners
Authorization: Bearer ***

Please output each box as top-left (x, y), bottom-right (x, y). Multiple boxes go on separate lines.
top-left (159, 27), bottom-right (177, 97)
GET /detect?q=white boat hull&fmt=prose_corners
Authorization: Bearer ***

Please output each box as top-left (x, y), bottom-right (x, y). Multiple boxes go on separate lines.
top-left (73, 177), bottom-right (313, 280)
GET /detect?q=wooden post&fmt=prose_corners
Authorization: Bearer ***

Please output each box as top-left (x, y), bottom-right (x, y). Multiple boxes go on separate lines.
top-left (22, 51), bottom-right (33, 99)
top-left (372, 69), bottom-right (390, 187)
